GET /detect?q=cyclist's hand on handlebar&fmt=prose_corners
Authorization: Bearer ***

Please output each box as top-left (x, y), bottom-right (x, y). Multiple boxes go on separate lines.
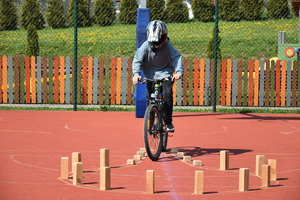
top-left (132, 76), bottom-right (141, 85)
top-left (172, 74), bottom-right (181, 81)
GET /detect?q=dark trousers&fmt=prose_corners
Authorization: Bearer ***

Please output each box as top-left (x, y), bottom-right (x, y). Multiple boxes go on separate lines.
top-left (146, 80), bottom-right (174, 124)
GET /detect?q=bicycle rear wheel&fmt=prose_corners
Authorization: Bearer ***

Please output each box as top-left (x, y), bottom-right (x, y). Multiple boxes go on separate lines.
top-left (144, 104), bottom-right (162, 161)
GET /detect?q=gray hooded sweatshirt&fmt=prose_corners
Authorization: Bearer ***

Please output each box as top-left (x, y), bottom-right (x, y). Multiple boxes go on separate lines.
top-left (132, 40), bottom-right (184, 79)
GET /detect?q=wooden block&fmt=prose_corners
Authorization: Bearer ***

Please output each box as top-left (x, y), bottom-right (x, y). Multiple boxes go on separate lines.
top-left (177, 152), bottom-right (184, 158)
top-left (268, 159), bottom-right (277, 181)
top-left (170, 148), bottom-right (178, 153)
top-left (239, 168), bottom-right (249, 192)
top-left (60, 157), bottom-right (69, 179)
top-left (193, 160), bottom-right (202, 166)
top-left (255, 155), bottom-right (265, 177)
top-left (133, 155), bottom-right (142, 161)
top-left (183, 156), bottom-right (192, 162)
top-left (72, 152), bottom-right (81, 174)
top-left (194, 171), bottom-right (204, 194)
top-left (126, 159), bottom-right (136, 165)
top-left (100, 148), bottom-right (109, 168)
top-left (137, 151), bottom-right (146, 157)
top-left (73, 162), bottom-right (83, 185)
top-left (220, 150), bottom-right (229, 170)
top-left (262, 165), bottom-right (270, 188)
top-left (146, 170), bottom-right (155, 194)
top-left (100, 167), bottom-right (111, 190)
top-left (140, 148), bottom-right (146, 153)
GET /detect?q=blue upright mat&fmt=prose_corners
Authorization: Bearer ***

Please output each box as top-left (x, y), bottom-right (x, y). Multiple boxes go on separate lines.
top-left (134, 8), bottom-right (150, 118)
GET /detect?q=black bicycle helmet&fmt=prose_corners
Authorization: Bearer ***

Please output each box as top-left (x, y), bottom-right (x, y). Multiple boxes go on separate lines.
top-left (146, 20), bottom-right (168, 52)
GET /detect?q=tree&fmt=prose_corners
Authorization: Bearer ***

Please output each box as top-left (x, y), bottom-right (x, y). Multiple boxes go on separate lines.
top-left (207, 26), bottom-right (221, 59)
top-left (69, 0), bottom-right (92, 27)
top-left (94, 0), bottom-right (115, 26)
top-left (192, 0), bottom-right (214, 22)
top-left (118, 0), bottom-right (138, 24)
top-left (165, 0), bottom-right (189, 23)
top-left (147, 0), bottom-right (165, 21)
top-left (20, 0), bottom-right (45, 30)
top-left (26, 24), bottom-right (39, 56)
top-left (240, 0), bottom-right (264, 21)
top-left (46, 0), bottom-right (67, 28)
top-left (219, 0), bottom-right (239, 21)
top-left (0, 0), bottom-right (18, 31)
top-left (267, 0), bottom-right (290, 19)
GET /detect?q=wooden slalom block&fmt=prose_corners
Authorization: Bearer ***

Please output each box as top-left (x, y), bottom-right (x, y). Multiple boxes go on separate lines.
top-left (140, 148), bottom-right (146, 153)
top-left (170, 148), bottom-right (178, 153)
top-left (146, 170), bottom-right (155, 194)
top-left (73, 162), bottom-right (83, 185)
top-left (60, 157), bottom-right (69, 179)
top-left (255, 155), bottom-right (265, 177)
top-left (239, 168), bottom-right (249, 192)
top-left (133, 155), bottom-right (142, 161)
top-left (100, 167), bottom-right (111, 191)
top-left (126, 159), bottom-right (136, 165)
top-left (137, 151), bottom-right (146, 157)
top-left (262, 165), bottom-right (271, 188)
top-left (183, 156), bottom-right (192, 162)
top-left (193, 160), bottom-right (202, 166)
top-left (177, 152), bottom-right (184, 158)
top-left (220, 150), bottom-right (229, 170)
top-left (100, 148), bottom-right (109, 168)
top-left (194, 171), bottom-right (204, 195)
top-left (72, 152), bottom-right (81, 174)
top-left (268, 159), bottom-right (277, 181)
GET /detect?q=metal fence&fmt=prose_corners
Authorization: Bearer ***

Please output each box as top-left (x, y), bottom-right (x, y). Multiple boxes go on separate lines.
top-left (0, 0), bottom-right (299, 111)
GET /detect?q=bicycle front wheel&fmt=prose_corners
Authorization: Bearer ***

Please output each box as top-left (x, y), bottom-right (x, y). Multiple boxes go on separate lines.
top-left (144, 104), bottom-right (162, 161)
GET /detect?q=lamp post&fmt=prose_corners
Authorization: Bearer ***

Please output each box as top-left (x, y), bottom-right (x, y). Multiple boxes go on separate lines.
top-left (212, 0), bottom-right (219, 112)
top-left (73, 0), bottom-right (78, 111)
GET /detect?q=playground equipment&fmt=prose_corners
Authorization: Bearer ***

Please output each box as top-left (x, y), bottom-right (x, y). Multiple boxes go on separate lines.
top-left (278, 31), bottom-right (300, 61)
top-left (277, 2), bottom-right (300, 61)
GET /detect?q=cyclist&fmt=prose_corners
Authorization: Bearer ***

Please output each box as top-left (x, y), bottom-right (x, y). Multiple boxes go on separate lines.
top-left (132, 20), bottom-right (184, 132)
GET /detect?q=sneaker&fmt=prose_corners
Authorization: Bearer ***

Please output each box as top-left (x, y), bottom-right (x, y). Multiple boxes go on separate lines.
top-left (166, 123), bottom-right (175, 132)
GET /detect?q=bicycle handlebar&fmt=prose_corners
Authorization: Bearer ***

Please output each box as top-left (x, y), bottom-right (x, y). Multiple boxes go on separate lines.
top-left (139, 77), bottom-right (173, 84)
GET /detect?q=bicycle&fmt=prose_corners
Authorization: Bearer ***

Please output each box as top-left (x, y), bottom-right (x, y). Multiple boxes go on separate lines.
top-left (140, 77), bottom-right (171, 161)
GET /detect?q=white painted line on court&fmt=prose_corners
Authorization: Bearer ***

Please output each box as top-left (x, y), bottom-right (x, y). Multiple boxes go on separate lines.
top-left (277, 168), bottom-right (300, 173)
top-left (0, 130), bottom-right (52, 134)
top-left (0, 181), bottom-right (66, 185)
top-left (64, 124), bottom-right (91, 133)
top-left (9, 155), bottom-right (59, 171)
top-left (280, 121), bottom-right (300, 133)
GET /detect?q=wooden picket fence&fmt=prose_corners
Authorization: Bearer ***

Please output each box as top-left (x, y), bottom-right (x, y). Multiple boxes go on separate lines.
top-left (0, 55), bottom-right (299, 107)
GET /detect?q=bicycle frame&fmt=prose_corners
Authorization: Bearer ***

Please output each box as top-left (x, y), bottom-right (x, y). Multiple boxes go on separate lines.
top-left (149, 81), bottom-right (165, 132)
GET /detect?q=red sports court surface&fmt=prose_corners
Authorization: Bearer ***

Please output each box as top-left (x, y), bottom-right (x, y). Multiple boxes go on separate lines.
top-left (0, 110), bottom-right (300, 200)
